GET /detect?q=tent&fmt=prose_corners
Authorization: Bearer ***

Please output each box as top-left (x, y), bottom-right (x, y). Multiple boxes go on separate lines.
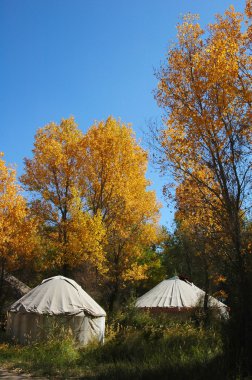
top-left (6, 275), bottom-right (106, 345)
top-left (136, 276), bottom-right (228, 317)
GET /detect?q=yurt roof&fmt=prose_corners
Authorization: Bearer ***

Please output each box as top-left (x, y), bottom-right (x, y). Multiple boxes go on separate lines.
top-left (9, 275), bottom-right (106, 317)
top-left (136, 276), bottom-right (228, 314)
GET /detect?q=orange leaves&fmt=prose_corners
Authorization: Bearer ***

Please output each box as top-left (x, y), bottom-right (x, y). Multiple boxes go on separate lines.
top-left (67, 190), bottom-right (107, 272)
top-left (21, 118), bottom-right (109, 271)
top-left (156, 4), bottom-right (251, 172)
top-left (21, 116), bottom-right (160, 284)
top-left (22, 117), bottom-right (83, 195)
top-left (155, 3), bottom-right (252, 297)
top-left (246, 0), bottom-right (252, 18)
top-left (213, 275), bottom-right (227, 285)
top-left (155, 3), bottom-right (251, 210)
top-left (176, 14), bottom-right (203, 48)
top-left (0, 154), bottom-right (38, 270)
top-left (175, 169), bottom-right (222, 239)
top-left (82, 117), bottom-right (161, 284)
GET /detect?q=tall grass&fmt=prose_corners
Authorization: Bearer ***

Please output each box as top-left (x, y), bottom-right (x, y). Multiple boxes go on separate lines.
top-left (0, 309), bottom-right (231, 379)
top-left (0, 325), bottom-right (79, 378)
top-left (82, 309), bottom-right (227, 380)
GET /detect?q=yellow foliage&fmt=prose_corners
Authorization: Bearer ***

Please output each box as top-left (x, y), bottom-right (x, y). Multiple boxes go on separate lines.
top-left (175, 168), bottom-right (222, 238)
top-left (156, 4), bottom-right (252, 299)
top-left (21, 116), bottom-right (160, 286)
top-left (81, 117), bottom-right (161, 285)
top-left (0, 154), bottom-right (38, 270)
top-left (67, 189), bottom-right (107, 273)
top-left (213, 275), bottom-right (227, 285)
top-left (157, 7), bottom-right (251, 176)
top-left (21, 118), bottom-right (106, 270)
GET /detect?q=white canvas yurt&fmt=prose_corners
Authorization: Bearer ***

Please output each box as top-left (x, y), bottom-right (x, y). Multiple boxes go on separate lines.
top-left (136, 276), bottom-right (228, 317)
top-left (6, 275), bottom-right (106, 345)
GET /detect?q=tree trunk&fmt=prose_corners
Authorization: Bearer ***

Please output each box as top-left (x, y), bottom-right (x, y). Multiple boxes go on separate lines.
top-left (203, 261), bottom-right (209, 308)
top-left (229, 211), bottom-right (251, 378)
top-left (0, 259), bottom-right (5, 305)
top-left (108, 281), bottom-right (120, 312)
top-left (62, 220), bottom-right (69, 277)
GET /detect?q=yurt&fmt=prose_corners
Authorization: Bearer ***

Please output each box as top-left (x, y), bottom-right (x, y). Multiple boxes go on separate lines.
top-left (136, 276), bottom-right (228, 317)
top-left (6, 275), bottom-right (106, 345)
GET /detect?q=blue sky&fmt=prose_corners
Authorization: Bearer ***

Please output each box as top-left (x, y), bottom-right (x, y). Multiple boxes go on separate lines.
top-left (0, 0), bottom-right (246, 228)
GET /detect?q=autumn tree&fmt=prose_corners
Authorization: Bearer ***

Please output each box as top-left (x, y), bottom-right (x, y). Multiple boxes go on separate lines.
top-left (159, 173), bottom-right (228, 304)
top-left (153, 3), bottom-right (252, 374)
top-left (21, 116), bottom-right (160, 307)
top-left (174, 173), bottom-right (231, 308)
top-left (81, 117), bottom-right (161, 309)
top-left (21, 118), bottom-right (106, 274)
top-left (0, 153), bottom-right (38, 297)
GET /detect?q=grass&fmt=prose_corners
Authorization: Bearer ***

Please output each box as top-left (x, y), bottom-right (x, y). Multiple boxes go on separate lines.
top-left (0, 310), bottom-right (230, 379)
top-left (0, 329), bottom-right (80, 378)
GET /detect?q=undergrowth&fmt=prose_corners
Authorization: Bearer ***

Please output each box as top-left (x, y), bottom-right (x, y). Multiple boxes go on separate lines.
top-left (0, 308), bottom-right (231, 379)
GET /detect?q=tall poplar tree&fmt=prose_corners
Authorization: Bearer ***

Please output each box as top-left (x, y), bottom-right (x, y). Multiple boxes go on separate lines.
top-left (153, 3), bottom-right (252, 374)
top-left (81, 117), bottom-right (160, 309)
top-left (21, 118), bottom-right (106, 274)
top-left (21, 117), bottom-right (160, 308)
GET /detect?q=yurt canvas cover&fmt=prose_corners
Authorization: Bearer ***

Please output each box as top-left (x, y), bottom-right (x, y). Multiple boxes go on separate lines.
top-left (136, 276), bottom-right (228, 317)
top-left (6, 276), bottom-right (106, 345)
